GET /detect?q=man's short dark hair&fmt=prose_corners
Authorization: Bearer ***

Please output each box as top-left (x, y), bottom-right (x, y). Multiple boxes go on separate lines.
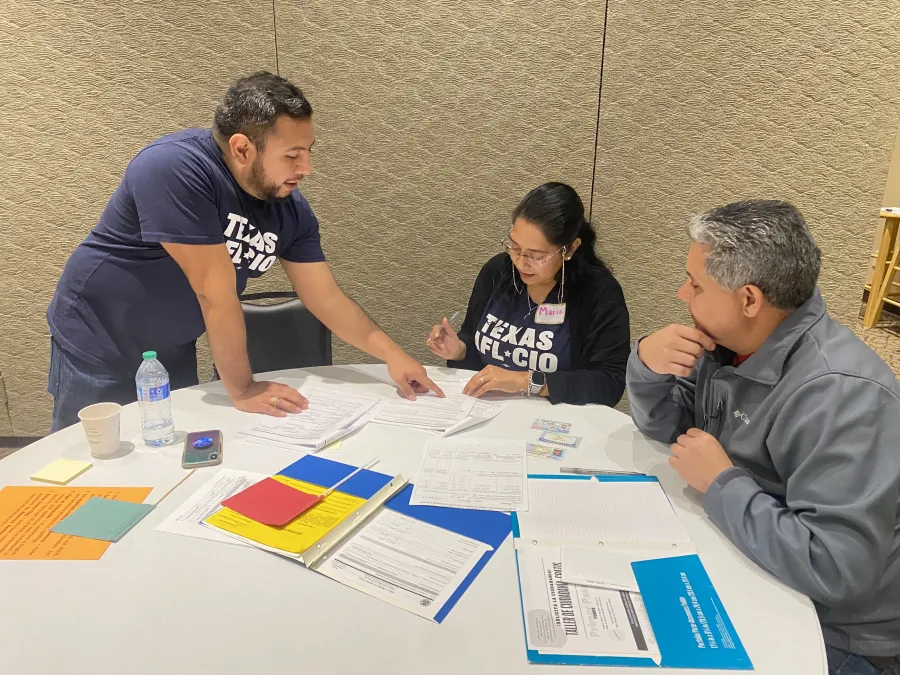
top-left (213, 72), bottom-right (312, 148)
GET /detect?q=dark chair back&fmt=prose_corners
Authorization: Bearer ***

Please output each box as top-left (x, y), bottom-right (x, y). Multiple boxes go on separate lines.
top-left (240, 292), bottom-right (332, 374)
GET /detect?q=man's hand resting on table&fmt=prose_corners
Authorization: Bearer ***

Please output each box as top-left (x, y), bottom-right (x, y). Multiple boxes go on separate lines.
top-left (232, 381), bottom-right (309, 417)
top-left (670, 429), bottom-right (734, 493)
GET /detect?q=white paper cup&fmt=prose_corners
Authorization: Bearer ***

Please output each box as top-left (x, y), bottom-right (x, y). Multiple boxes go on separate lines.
top-left (78, 402), bottom-right (122, 458)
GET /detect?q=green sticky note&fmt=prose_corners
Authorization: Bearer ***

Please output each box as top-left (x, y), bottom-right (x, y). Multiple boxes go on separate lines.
top-left (50, 497), bottom-right (155, 542)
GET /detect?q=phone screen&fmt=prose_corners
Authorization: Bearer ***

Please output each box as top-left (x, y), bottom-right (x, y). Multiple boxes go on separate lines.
top-left (183, 430), bottom-right (223, 467)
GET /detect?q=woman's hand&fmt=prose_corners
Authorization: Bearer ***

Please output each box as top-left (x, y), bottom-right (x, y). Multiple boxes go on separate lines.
top-left (463, 366), bottom-right (529, 398)
top-left (426, 317), bottom-right (466, 361)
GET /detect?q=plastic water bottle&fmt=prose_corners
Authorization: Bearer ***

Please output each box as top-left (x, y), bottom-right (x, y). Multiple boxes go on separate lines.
top-left (136, 351), bottom-right (175, 446)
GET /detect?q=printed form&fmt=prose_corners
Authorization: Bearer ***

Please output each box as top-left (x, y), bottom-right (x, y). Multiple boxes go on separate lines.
top-left (518, 545), bottom-right (661, 662)
top-left (317, 508), bottom-right (491, 621)
top-left (240, 389), bottom-right (380, 448)
top-left (155, 469), bottom-right (268, 545)
top-left (443, 398), bottom-right (510, 436)
top-left (410, 439), bottom-right (527, 512)
top-left (372, 394), bottom-right (475, 431)
top-left (370, 394), bottom-right (475, 432)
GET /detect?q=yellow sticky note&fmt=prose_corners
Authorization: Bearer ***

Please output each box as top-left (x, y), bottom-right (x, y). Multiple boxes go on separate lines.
top-left (323, 439), bottom-right (343, 451)
top-left (204, 477), bottom-right (364, 555)
top-left (30, 459), bottom-right (93, 485)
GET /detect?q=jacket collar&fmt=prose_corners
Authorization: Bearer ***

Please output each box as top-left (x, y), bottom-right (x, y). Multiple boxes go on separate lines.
top-left (710, 288), bottom-right (826, 386)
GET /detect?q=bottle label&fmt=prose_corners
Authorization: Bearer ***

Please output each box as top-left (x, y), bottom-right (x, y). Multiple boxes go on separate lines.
top-left (138, 383), bottom-right (170, 402)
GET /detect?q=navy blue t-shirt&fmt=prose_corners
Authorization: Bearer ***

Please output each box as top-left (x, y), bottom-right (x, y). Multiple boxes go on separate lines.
top-left (474, 287), bottom-right (572, 373)
top-left (47, 128), bottom-right (325, 372)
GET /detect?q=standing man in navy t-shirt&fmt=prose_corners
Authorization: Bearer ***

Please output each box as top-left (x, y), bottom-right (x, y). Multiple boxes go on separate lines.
top-left (47, 71), bottom-right (442, 431)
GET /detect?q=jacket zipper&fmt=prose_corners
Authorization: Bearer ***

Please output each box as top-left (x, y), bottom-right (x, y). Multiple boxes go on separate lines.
top-left (705, 401), bottom-right (724, 438)
top-left (703, 372), bottom-right (725, 438)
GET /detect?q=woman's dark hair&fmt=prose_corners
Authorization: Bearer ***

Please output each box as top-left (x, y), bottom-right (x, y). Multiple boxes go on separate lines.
top-left (499, 182), bottom-right (607, 294)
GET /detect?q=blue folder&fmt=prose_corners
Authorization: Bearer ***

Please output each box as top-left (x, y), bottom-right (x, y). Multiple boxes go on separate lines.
top-left (277, 455), bottom-right (512, 623)
top-left (511, 474), bottom-right (753, 670)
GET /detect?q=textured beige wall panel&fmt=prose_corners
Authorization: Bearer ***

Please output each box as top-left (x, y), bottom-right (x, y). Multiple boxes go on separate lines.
top-left (593, 0), bottom-right (900, 341)
top-left (271, 0), bottom-right (606, 367)
top-left (0, 1), bottom-right (276, 435)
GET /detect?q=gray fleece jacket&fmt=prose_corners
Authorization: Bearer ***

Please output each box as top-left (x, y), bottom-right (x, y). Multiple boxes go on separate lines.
top-left (626, 289), bottom-right (900, 657)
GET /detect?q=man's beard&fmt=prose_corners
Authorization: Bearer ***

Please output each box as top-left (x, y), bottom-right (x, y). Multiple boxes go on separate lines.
top-left (248, 156), bottom-right (285, 201)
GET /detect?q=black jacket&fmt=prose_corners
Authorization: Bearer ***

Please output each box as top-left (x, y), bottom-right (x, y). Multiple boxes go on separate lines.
top-left (449, 253), bottom-right (630, 406)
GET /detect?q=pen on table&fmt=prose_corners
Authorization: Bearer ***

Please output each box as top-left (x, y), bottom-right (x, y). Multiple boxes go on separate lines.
top-left (321, 458), bottom-right (379, 498)
top-left (154, 469), bottom-right (197, 505)
top-left (560, 467), bottom-right (647, 476)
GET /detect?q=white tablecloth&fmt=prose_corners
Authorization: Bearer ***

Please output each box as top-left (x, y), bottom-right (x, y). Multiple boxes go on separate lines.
top-left (0, 364), bottom-right (826, 674)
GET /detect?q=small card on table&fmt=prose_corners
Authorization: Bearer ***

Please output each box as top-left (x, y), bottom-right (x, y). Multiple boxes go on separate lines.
top-left (531, 418), bottom-right (572, 433)
top-left (526, 443), bottom-right (567, 461)
top-left (538, 431), bottom-right (582, 448)
top-left (50, 497), bottom-right (155, 542)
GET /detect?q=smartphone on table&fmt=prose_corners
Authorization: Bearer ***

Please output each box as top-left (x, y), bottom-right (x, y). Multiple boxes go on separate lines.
top-left (182, 430), bottom-right (224, 469)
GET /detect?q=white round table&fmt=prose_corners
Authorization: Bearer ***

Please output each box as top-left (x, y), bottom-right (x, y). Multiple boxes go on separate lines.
top-left (0, 365), bottom-right (826, 674)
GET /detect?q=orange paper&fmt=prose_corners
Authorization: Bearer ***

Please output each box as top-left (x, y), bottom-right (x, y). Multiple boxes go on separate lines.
top-left (0, 486), bottom-right (152, 560)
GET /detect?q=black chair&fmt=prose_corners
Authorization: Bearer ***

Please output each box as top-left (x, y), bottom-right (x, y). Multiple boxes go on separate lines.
top-left (240, 291), bottom-right (332, 374)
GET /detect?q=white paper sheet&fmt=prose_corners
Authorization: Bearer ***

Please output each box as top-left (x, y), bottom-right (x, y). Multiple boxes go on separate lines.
top-left (316, 508), bottom-right (491, 621)
top-left (442, 398), bottom-right (510, 436)
top-left (409, 438), bottom-right (528, 512)
top-left (370, 394), bottom-right (476, 431)
top-left (560, 547), bottom-right (683, 592)
top-left (518, 546), bottom-right (661, 662)
top-left (516, 546), bottom-right (660, 663)
top-left (240, 389), bottom-right (380, 449)
top-left (515, 479), bottom-right (692, 549)
top-left (155, 469), bottom-right (268, 545)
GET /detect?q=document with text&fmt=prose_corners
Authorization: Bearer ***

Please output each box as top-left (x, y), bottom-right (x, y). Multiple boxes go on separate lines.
top-left (240, 389), bottom-right (380, 449)
top-left (370, 394), bottom-right (476, 432)
top-left (156, 469), bottom-right (268, 545)
top-left (317, 508), bottom-right (491, 621)
top-left (410, 438), bottom-right (528, 512)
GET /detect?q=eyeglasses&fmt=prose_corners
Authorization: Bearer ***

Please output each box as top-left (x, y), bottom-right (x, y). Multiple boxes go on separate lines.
top-left (501, 235), bottom-right (564, 268)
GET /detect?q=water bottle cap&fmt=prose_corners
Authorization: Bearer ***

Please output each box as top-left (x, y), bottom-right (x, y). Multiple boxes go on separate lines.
top-left (142, 351), bottom-right (157, 360)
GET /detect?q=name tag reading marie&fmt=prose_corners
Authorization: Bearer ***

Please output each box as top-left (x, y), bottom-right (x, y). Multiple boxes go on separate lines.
top-left (535, 303), bottom-right (566, 325)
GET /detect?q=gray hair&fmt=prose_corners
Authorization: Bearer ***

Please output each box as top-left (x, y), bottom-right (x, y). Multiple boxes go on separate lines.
top-left (688, 200), bottom-right (821, 310)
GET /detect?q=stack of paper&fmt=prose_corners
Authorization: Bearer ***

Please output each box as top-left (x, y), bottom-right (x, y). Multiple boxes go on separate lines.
top-left (156, 469), bottom-right (268, 545)
top-left (511, 476), bottom-right (752, 670)
top-left (369, 394), bottom-right (477, 434)
top-left (193, 456), bottom-right (511, 623)
top-left (443, 398), bottom-right (511, 436)
top-left (239, 389), bottom-right (381, 450)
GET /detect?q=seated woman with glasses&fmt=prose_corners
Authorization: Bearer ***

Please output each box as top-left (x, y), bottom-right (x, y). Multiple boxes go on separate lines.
top-left (426, 182), bottom-right (630, 405)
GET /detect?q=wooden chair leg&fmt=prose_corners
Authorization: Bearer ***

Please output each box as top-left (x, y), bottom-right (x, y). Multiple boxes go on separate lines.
top-left (865, 218), bottom-right (900, 328)
top-left (870, 222), bottom-right (900, 328)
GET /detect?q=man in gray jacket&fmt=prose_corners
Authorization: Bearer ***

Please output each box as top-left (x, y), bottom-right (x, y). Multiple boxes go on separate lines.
top-left (627, 200), bottom-right (900, 674)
